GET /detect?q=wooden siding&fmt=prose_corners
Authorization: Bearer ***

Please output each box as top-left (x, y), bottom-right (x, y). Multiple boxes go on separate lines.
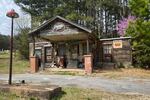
top-left (100, 38), bottom-right (132, 68)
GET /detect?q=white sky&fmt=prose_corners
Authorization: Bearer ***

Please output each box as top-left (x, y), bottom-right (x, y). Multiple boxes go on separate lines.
top-left (0, 0), bottom-right (31, 35)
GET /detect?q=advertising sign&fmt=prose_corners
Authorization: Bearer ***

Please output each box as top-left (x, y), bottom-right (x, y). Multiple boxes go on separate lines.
top-left (113, 40), bottom-right (122, 48)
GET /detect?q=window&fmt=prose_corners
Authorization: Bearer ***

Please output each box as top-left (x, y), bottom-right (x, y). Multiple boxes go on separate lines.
top-left (45, 47), bottom-right (52, 63)
top-left (103, 45), bottom-right (112, 62)
top-left (35, 49), bottom-right (42, 59)
top-left (103, 45), bottom-right (112, 54)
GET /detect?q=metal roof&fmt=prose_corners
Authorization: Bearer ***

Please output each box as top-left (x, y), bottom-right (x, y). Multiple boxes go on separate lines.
top-left (100, 37), bottom-right (131, 41)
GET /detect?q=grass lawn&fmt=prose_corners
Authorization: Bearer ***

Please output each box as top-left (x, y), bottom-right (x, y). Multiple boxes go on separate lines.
top-left (93, 68), bottom-right (150, 79)
top-left (44, 68), bottom-right (150, 79)
top-left (53, 87), bottom-right (150, 100)
top-left (0, 87), bottom-right (149, 100)
top-left (0, 51), bottom-right (29, 74)
top-left (0, 92), bottom-right (25, 100)
top-left (0, 92), bottom-right (38, 100)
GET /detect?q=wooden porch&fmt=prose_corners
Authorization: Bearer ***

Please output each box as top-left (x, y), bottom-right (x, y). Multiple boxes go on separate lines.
top-left (29, 16), bottom-right (99, 69)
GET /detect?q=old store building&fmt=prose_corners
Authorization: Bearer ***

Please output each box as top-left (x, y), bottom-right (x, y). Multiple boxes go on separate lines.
top-left (29, 16), bottom-right (132, 71)
top-left (99, 37), bottom-right (132, 68)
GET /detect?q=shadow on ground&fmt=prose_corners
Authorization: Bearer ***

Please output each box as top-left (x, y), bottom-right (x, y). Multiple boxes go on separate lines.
top-left (52, 91), bottom-right (66, 100)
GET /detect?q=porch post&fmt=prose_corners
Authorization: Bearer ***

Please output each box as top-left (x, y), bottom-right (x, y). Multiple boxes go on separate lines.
top-left (84, 38), bottom-right (93, 74)
top-left (86, 39), bottom-right (90, 54)
top-left (32, 35), bottom-right (35, 56)
top-left (30, 35), bottom-right (39, 73)
top-left (52, 43), bottom-right (55, 63)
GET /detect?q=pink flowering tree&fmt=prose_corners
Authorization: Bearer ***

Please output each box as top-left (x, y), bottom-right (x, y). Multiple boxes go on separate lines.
top-left (116, 15), bottom-right (136, 36)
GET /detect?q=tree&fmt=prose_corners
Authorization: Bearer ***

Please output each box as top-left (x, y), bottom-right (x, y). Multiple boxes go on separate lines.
top-left (14, 16), bottom-right (31, 60)
top-left (14, 28), bottom-right (30, 59)
top-left (116, 15), bottom-right (136, 36)
top-left (126, 0), bottom-right (150, 68)
top-left (0, 34), bottom-right (9, 50)
top-left (129, 0), bottom-right (150, 20)
top-left (15, 0), bottom-right (129, 38)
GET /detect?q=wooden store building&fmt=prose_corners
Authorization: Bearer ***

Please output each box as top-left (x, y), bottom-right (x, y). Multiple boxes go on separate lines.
top-left (29, 16), bottom-right (132, 73)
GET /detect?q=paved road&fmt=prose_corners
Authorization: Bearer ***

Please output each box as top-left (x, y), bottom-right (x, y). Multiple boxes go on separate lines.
top-left (0, 74), bottom-right (150, 95)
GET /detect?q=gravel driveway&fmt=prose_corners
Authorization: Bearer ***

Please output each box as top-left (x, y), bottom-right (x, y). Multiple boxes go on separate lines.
top-left (0, 74), bottom-right (150, 95)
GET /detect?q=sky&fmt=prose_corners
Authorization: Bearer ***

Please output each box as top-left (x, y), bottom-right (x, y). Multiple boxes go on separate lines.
top-left (0, 0), bottom-right (31, 35)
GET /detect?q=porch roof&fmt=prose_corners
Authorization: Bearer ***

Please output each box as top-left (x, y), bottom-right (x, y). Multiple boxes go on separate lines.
top-left (29, 16), bottom-right (92, 36)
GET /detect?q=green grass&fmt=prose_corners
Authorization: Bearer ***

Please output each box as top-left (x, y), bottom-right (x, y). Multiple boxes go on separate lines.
top-left (0, 92), bottom-right (39, 100)
top-left (0, 51), bottom-right (29, 74)
top-left (45, 71), bottom-right (80, 76)
top-left (0, 92), bottom-right (23, 100)
top-left (0, 51), bottom-right (9, 58)
top-left (53, 87), bottom-right (150, 100)
top-left (0, 87), bottom-right (150, 100)
top-left (92, 68), bottom-right (150, 79)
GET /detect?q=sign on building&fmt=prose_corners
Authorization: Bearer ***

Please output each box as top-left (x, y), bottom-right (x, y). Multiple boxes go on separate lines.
top-left (113, 40), bottom-right (122, 48)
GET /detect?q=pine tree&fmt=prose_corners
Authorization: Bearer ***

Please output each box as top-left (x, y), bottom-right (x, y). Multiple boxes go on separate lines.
top-left (15, 0), bottom-right (129, 38)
